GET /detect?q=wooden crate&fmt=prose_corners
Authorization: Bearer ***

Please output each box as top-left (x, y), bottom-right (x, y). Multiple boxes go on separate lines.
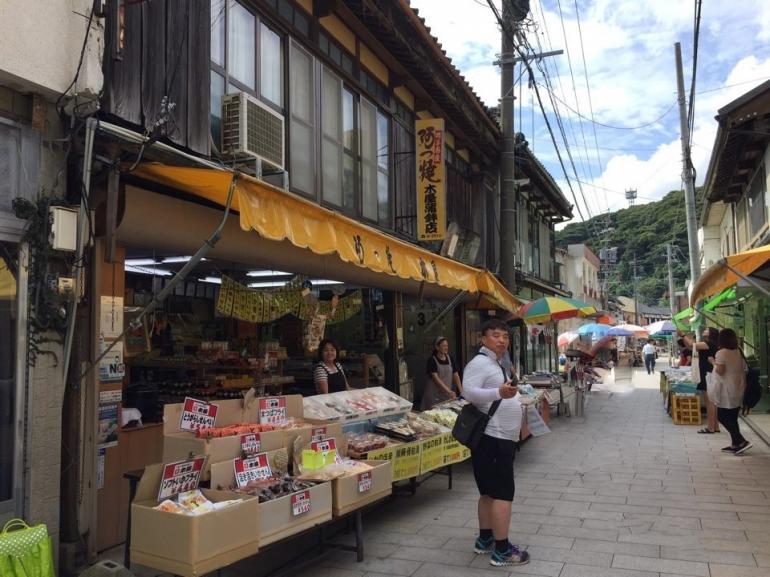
top-left (672, 394), bottom-right (701, 425)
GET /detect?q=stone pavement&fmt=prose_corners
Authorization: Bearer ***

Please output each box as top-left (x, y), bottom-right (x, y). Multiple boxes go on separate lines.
top-left (116, 361), bottom-right (770, 577)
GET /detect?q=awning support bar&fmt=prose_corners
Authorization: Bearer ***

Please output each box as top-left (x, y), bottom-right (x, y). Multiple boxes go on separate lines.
top-left (724, 262), bottom-right (770, 300)
top-left (76, 173), bottom-right (239, 382)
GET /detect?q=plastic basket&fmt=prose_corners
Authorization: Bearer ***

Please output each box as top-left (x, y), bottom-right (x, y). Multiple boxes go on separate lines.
top-left (671, 394), bottom-right (701, 425)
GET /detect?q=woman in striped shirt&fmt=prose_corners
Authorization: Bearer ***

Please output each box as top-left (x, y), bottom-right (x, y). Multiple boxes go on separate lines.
top-left (313, 339), bottom-right (350, 394)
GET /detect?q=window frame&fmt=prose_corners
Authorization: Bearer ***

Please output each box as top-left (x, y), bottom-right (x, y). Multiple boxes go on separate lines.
top-left (0, 241), bottom-right (26, 520)
top-left (209, 0), bottom-right (286, 145)
top-left (747, 162), bottom-right (768, 246)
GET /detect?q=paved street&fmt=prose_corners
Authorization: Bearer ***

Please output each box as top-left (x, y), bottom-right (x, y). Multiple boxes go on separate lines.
top-left (116, 362), bottom-right (770, 577)
top-left (294, 363), bottom-right (770, 577)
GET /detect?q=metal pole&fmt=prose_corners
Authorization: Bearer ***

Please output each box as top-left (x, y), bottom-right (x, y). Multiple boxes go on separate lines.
top-left (667, 244), bottom-right (676, 318)
top-left (633, 253), bottom-right (639, 325)
top-left (675, 42), bottom-right (701, 287)
top-left (500, 0), bottom-right (517, 294)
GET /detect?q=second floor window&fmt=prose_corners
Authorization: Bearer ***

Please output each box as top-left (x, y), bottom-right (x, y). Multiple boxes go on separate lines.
top-left (210, 0), bottom-right (284, 144)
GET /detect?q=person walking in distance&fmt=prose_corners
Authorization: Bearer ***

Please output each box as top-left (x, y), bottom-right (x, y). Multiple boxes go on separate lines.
top-left (712, 329), bottom-right (752, 454)
top-left (462, 319), bottom-right (529, 567)
top-left (642, 339), bottom-right (656, 374)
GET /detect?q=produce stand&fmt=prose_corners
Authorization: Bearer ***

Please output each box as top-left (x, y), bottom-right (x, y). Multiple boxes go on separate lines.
top-left (128, 388), bottom-right (472, 576)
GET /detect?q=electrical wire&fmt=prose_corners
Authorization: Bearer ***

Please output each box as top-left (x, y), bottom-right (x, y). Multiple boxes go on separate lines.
top-left (687, 0), bottom-right (703, 147)
top-left (55, 8), bottom-right (96, 115)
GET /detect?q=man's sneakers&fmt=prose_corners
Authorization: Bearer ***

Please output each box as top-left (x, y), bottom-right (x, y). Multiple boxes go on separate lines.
top-left (473, 536), bottom-right (494, 554)
top-left (734, 440), bottom-right (753, 455)
top-left (489, 542), bottom-right (530, 567)
top-left (721, 445), bottom-right (737, 453)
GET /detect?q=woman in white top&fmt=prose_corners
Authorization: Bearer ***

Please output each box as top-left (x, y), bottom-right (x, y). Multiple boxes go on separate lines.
top-left (712, 329), bottom-right (751, 454)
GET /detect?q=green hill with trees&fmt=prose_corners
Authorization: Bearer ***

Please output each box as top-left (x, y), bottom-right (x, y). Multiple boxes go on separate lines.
top-left (555, 189), bottom-right (700, 306)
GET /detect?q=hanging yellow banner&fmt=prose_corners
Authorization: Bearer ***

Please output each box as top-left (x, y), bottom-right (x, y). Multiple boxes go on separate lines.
top-left (415, 118), bottom-right (446, 241)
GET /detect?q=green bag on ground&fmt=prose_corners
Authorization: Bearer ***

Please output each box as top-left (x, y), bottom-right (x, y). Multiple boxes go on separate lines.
top-left (0, 519), bottom-right (55, 577)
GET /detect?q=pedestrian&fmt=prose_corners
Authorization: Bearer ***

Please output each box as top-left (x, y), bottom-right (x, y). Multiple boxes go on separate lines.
top-left (677, 338), bottom-right (692, 367)
top-left (642, 339), bottom-right (656, 374)
top-left (462, 319), bottom-right (529, 567)
top-left (421, 336), bottom-right (462, 409)
top-left (712, 328), bottom-right (752, 454)
top-left (680, 327), bottom-right (720, 434)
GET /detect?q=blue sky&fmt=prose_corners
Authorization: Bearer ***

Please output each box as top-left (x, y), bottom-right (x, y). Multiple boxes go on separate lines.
top-left (409, 0), bottom-right (770, 221)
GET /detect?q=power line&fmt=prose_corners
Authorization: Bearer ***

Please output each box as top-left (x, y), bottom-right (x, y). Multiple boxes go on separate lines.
top-left (539, 85), bottom-right (678, 130)
top-left (687, 0), bottom-right (703, 145)
top-left (573, 0), bottom-right (606, 208)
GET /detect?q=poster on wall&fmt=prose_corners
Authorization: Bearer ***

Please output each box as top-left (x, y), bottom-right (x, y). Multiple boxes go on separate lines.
top-left (100, 296), bottom-right (124, 338)
top-left (305, 314), bottom-right (327, 352)
top-left (98, 393), bottom-right (119, 449)
top-left (97, 449), bottom-right (105, 489)
top-left (99, 340), bottom-right (125, 383)
top-left (415, 118), bottom-right (446, 241)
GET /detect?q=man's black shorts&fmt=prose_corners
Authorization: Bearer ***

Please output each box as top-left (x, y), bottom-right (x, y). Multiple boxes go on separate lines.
top-left (471, 434), bottom-right (516, 501)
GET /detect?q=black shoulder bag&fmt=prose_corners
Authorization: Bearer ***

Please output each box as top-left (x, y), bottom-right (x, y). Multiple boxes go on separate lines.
top-left (451, 358), bottom-right (507, 450)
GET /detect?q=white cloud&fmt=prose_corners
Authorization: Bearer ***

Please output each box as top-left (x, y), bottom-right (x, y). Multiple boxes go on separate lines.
top-left (410, 0), bottom-right (770, 222)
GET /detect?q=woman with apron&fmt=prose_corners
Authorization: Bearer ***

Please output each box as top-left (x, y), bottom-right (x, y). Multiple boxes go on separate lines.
top-left (314, 339), bottom-right (350, 394)
top-left (421, 336), bottom-right (463, 409)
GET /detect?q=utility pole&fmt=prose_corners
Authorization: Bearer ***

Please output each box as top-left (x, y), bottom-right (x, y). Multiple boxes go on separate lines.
top-left (499, 0), bottom-right (518, 294)
top-left (675, 43), bottom-right (701, 289)
top-left (633, 253), bottom-right (639, 326)
top-left (666, 244), bottom-right (676, 320)
top-left (497, 0), bottom-right (559, 294)
top-left (666, 243), bottom-right (677, 361)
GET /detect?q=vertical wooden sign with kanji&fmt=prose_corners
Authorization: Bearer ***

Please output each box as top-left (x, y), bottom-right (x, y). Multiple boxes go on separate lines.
top-left (416, 118), bottom-right (446, 241)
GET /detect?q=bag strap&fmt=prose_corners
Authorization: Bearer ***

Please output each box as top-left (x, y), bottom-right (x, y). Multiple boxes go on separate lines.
top-left (486, 359), bottom-right (510, 419)
top-left (2, 518), bottom-right (30, 534)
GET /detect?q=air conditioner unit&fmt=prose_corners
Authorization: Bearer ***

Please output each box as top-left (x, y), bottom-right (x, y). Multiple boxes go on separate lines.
top-left (221, 92), bottom-right (285, 171)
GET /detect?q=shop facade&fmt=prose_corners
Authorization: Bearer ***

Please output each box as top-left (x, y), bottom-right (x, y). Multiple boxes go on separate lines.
top-left (695, 79), bottom-right (770, 437)
top-left (56, 0), bottom-right (529, 563)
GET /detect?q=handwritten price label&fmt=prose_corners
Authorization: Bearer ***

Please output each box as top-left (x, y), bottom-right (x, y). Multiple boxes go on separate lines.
top-left (179, 397), bottom-right (218, 432)
top-left (157, 457), bottom-right (205, 501)
top-left (240, 433), bottom-right (261, 457)
top-left (259, 397), bottom-right (287, 424)
top-left (357, 471), bottom-right (372, 493)
top-left (291, 490), bottom-right (312, 516)
top-left (233, 453), bottom-right (272, 487)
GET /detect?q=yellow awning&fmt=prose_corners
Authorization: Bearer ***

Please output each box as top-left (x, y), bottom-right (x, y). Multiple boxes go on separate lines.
top-left (690, 244), bottom-right (770, 305)
top-left (130, 164), bottom-right (521, 313)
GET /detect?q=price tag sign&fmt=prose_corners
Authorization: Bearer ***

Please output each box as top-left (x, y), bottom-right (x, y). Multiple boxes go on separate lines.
top-left (179, 397), bottom-right (218, 432)
top-left (311, 427), bottom-right (328, 442)
top-left (291, 490), bottom-right (312, 516)
top-left (240, 433), bottom-right (261, 457)
top-left (357, 471), bottom-right (372, 493)
top-left (259, 397), bottom-right (287, 424)
top-left (419, 434), bottom-right (445, 474)
top-left (311, 437), bottom-right (342, 464)
top-left (233, 453), bottom-right (273, 487)
top-left (157, 457), bottom-right (206, 501)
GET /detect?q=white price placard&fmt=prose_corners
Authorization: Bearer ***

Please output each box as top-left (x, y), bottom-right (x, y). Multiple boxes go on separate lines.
top-left (291, 490), bottom-right (312, 516)
top-left (233, 453), bottom-right (272, 487)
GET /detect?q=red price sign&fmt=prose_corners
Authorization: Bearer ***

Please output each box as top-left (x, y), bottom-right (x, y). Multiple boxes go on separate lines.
top-left (259, 397), bottom-right (287, 424)
top-left (179, 397), bottom-right (218, 432)
top-left (357, 471), bottom-right (372, 493)
top-left (311, 427), bottom-right (328, 442)
top-left (233, 453), bottom-right (272, 487)
top-left (157, 457), bottom-right (206, 501)
top-left (310, 438), bottom-right (336, 453)
top-left (291, 490), bottom-right (312, 516)
top-left (240, 433), bottom-right (261, 457)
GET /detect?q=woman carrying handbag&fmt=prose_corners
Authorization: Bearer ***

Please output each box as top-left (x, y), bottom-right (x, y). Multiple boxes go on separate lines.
top-left (711, 329), bottom-right (752, 454)
top-left (680, 327), bottom-right (720, 434)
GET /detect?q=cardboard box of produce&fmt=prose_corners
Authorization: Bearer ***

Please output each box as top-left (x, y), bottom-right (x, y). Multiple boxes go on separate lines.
top-left (210, 455), bottom-right (332, 546)
top-left (130, 464), bottom-right (260, 577)
top-left (331, 460), bottom-right (392, 517)
top-left (162, 396), bottom-right (306, 478)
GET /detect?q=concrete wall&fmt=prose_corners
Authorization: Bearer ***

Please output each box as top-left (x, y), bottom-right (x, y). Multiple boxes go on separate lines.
top-left (24, 337), bottom-right (66, 554)
top-left (0, 0), bottom-right (103, 99)
top-left (701, 225), bottom-right (722, 271)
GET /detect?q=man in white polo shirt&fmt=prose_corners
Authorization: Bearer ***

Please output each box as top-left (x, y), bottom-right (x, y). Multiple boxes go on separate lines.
top-left (462, 319), bottom-right (528, 567)
top-left (642, 339), bottom-right (656, 374)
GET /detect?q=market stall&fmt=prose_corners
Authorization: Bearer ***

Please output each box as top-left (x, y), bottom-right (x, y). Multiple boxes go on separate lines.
top-left (127, 386), bottom-right (472, 576)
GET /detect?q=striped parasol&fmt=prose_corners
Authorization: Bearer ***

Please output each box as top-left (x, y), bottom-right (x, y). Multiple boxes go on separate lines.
top-left (518, 297), bottom-right (597, 325)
